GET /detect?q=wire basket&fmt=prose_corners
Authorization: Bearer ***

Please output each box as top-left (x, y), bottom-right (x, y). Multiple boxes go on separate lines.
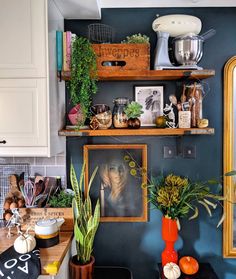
top-left (88, 23), bottom-right (114, 43)
top-left (0, 163), bottom-right (29, 219)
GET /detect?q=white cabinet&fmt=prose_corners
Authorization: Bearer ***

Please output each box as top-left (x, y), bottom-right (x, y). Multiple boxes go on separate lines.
top-left (0, 79), bottom-right (47, 146)
top-left (0, 0), bottom-right (47, 78)
top-left (0, 0), bottom-right (65, 157)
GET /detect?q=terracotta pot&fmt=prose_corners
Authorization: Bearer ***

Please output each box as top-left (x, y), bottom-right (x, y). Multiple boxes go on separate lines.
top-left (69, 255), bottom-right (95, 279)
top-left (127, 118), bottom-right (141, 129)
top-left (161, 217), bottom-right (178, 266)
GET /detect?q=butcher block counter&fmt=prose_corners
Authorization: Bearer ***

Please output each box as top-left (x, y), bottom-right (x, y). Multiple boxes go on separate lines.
top-left (0, 228), bottom-right (73, 276)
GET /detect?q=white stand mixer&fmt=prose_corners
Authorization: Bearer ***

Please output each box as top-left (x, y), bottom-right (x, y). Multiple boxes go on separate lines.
top-left (152, 14), bottom-right (203, 70)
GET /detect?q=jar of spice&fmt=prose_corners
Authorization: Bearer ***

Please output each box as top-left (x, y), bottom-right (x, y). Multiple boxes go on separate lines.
top-left (184, 82), bottom-right (203, 127)
top-left (112, 97), bottom-right (130, 128)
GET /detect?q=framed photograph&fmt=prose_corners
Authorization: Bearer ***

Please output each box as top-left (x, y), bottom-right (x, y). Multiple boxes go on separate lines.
top-left (134, 85), bottom-right (164, 126)
top-left (83, 144), bottom-right (148, 222)
top-left (223, 56), bottom-right (236, 257)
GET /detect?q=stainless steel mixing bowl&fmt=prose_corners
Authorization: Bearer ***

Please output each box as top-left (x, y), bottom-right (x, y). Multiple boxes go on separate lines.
top-left (172, 33), bottom-right (203, 66)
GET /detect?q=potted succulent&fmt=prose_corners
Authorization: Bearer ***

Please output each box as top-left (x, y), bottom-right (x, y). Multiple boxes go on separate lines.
top-left (69, 162), bottom-right (100, 279)
top-left (124, 101), bottom-right (144, 128)
top-left (69, 36), bottom-right (98, 127)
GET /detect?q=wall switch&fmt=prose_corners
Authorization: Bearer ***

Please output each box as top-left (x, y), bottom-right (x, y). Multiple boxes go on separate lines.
top-left (163, 145), bottom-right (176, 159)
top-left (183, 145), bottom-right (196, 159)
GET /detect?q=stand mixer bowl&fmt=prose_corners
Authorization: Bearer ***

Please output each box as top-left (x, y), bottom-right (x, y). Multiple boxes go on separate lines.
top-left (172, 33), bottom-right (203, 66)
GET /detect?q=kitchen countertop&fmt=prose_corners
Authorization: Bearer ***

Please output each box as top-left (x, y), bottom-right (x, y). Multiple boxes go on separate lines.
top-left (0, 228), bottom-right (73, 275)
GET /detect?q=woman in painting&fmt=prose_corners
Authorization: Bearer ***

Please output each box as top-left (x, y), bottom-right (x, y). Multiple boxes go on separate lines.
top-left (99, 158), bottom-right (140, 217)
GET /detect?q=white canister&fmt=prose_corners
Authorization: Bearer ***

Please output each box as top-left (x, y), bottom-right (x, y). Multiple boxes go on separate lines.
top-left (35, 218), bottom-right (65, 248)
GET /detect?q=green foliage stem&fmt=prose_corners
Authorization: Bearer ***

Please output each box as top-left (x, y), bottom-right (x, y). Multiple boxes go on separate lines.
top-left (69, 36), bottom-right (98, 120)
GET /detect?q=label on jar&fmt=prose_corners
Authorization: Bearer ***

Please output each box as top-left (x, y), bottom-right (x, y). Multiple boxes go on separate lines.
top-left (178, 111), bottom-right (191, 128)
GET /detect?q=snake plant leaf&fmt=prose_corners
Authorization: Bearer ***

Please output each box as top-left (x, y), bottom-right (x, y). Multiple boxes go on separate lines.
top-left (70, 161), bottom-right (100, 265)
top-left (74, 220), bottom-right (84, 245)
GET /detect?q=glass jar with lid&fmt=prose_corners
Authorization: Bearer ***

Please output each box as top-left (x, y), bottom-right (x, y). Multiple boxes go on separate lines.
top-left (184, 82), bottom-right (204, 127)
top-left (112, 97), bottom-right (130, 128)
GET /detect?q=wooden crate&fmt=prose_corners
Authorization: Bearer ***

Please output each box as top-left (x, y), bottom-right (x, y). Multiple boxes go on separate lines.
top-left (92, 43), bottom-right (150, 70)
top-left (19, 207), bottom-right (73, 232)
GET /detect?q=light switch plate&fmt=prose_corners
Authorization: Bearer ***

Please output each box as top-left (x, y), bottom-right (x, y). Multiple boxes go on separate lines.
top-left (183, 145), bottom-right (196, 159)
top-left (163, 145), bottom-right (176, 159)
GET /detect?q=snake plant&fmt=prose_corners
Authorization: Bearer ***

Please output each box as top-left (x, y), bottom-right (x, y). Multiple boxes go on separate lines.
top-left (70, 162), bottom-right (100, 264)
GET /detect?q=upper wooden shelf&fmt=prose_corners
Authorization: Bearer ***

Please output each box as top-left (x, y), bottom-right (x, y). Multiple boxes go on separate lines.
top-left (60, 69), bottom-right (215, 81)
top-left (59, 127), bottom-right (215, 137)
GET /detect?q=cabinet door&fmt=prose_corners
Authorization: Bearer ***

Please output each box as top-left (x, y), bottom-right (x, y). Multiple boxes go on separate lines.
top-left (0, 0), bottom-right (47, 78)
top-left (0, 79), bottom-right (48, 147)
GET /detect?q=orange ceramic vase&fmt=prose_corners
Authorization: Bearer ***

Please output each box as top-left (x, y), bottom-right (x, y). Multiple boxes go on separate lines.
top-left (161, 216), bottom-right (178, 266)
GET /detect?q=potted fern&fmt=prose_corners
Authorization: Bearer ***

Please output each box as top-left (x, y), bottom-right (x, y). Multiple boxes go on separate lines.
top-left (69, 36), bottom-right (98, 127)
top-left (69, 162), bottom-right (100, 279)
top-left (124, 101), bottom-right (144, 128)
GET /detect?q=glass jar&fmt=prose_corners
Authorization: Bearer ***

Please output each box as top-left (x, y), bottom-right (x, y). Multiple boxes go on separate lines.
top-left (185, 83), bottom-right (203, 127)
top-left (112, 97), bottom-right (130, 128)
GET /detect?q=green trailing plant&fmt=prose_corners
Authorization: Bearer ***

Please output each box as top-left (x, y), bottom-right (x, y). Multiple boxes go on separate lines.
top-left (121, 33), bottom-right (150, 44)
top-left (69, 36), bottom-right (98, 121)
top-left (124, 101), bottom-right (144, 119)
top-left (70, 162), bottom-right (100, 264)
top-left (48, 190), bottom-right (74, 208)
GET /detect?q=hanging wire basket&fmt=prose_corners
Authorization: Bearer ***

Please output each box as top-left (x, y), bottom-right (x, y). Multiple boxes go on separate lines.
top-left (88, 23), bottom-right (114, 43)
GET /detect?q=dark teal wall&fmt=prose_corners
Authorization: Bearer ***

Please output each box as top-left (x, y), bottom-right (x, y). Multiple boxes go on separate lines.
top-left (65, 8), bottom-right (236, 279)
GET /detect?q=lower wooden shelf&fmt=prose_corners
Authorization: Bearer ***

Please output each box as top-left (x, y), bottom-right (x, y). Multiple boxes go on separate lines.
top-left (59, 127), bottom-right (215, 137)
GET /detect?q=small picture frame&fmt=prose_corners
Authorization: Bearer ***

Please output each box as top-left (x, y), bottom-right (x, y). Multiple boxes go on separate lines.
top-left (83, 144), bottom-right (148, 222)
top-left (134, 85), bottom-right (164, 126)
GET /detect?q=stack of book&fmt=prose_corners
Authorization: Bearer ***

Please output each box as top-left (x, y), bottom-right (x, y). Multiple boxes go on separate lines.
top-left (56, 31), bottom-right (76, 79)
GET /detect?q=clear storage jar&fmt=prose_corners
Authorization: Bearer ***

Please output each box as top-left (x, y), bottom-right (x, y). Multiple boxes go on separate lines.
top-left (112, 97), bottom-right (130, 128)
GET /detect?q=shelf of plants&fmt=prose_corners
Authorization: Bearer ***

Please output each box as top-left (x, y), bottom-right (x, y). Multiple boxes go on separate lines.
top-left (59, 127), bottom-right (215, 137)
top-left (60, 69), bottom-right (215, 81)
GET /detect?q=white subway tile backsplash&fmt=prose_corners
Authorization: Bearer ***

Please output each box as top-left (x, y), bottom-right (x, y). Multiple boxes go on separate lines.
top-left (36, 156), bottom-right (56, 165)
top-left (14, 157), bottom-right (35, 164)
top-left (30, 166), bottom-right (46, 177)
top-left (0, 157), bottom-right (14, 164)
top-left (0, 152), bottom-right (67, 187)
top-left (56, 155), bottom-right (66, 165)
top-left (46, 166), bottom-right (66, 177)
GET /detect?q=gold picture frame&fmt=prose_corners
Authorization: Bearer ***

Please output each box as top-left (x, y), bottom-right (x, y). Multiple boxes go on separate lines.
top-left (223, 56), bottom-right (236, 257)
top-left (83, 144), bottom-right (148, 222)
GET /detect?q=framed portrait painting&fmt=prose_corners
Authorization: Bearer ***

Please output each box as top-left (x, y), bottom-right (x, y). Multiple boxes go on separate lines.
top-left (83, 144), bottom-right (148, 222)
top-left (223, 56), bottom-right (236, 257)
top-left (134, 85), bottom-right (164, 126)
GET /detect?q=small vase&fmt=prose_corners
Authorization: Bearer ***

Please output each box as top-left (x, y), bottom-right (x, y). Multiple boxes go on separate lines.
top-left (69, 255), bottom-right (95, 279)
top-left (161, 216), bottom-right (178, 266)
top-left (127, 118), bottom-right (141, 129)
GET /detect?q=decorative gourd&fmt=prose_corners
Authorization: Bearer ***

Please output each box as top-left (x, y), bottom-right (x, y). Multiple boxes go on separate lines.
top-left (179, 256), bottom-right (199, 275)
top-left (163, 262), bottom-right (181, 279)
top-left (14, 232), bottom-right (36, 254)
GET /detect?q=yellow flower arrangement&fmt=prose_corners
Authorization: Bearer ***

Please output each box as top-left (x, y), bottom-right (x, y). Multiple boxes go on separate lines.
top-left (148, 174), bottom-right (223, 221)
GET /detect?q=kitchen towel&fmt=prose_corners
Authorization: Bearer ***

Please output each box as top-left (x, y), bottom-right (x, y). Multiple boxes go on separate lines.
top-left (0, 246), bottom-right (41, 279)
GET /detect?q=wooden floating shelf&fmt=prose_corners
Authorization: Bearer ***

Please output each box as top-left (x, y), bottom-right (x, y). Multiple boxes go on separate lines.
top-left (59, 127), bottom-right (215, 137)
top-left (60, 69), bottom-right (215, 81)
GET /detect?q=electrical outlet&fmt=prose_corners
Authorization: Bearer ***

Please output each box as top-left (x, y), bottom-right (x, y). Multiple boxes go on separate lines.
top-left (163, 145), bottom-right (176, 159)
top-left (183, 145), bottom-right (196, 159)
